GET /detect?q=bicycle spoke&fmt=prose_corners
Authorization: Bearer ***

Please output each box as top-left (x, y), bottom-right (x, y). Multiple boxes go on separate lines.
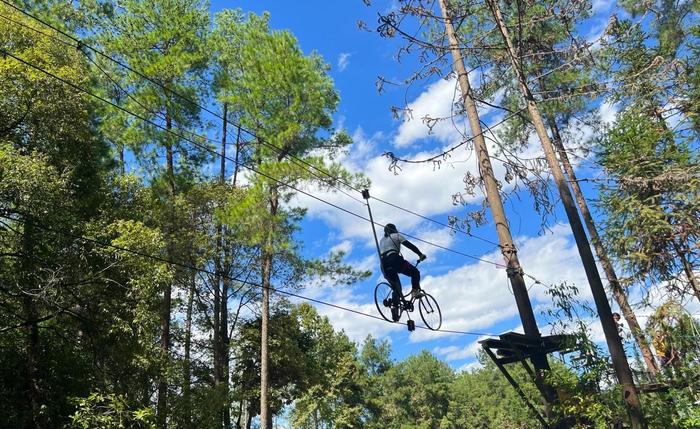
top-left (374, 282), bottom-right (397, 323)
top-left (419, 293), bottom-right (442, 330)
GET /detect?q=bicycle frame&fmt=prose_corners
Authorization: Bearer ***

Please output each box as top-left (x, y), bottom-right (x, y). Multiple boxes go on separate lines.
top-left (384, 258), bottom-right (423, 300)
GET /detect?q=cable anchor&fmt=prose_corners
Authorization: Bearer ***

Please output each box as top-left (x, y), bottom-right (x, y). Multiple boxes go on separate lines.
top-left (506, 266), bottom-right (524, 278)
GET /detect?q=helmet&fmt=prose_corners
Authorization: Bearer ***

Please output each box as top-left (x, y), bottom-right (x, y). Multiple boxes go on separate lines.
top-left (384, 223), bottom-right (398, 237)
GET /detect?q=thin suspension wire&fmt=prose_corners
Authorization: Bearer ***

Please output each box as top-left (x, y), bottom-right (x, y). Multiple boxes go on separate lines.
top-left (369, 196), bottom-right (502, 248)
top-left (1, 49), bottom-right (512, 270)
top-left (0, 213), bottom-right (497, 337)
top-left (1, 3), bottom-right (557, 286)
top-left (0, 5), bottom-right (364, 205)
top-left (82, 48), bottom-right (368, 205)
top-left (3, 1), bottom-right (662, 337)
top-left (0, 2), bottom-right (502, 249)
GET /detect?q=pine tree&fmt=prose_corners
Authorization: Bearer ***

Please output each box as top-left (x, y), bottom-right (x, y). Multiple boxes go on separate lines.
top-left (89, 2), bottom-right (211, 425)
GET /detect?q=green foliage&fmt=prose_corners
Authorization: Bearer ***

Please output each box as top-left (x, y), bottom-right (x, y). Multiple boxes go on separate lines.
top-left (0, 7), bottom-right (109, 214)
top-left (88, 0), bottom-right (212, 178)
top-left (546, 362), bottom-right (625, 428)
top-left (361, 335), bottom-right (393, 376)
top-left (371, 351), bottom-right (454, 429)
top-left (69, 392), bottom-right (155, 429)
top-left (218, 11), bottom-right (337, 152)
top-left (598, 107), bottom-right (700, 292)
top-left (443, 358), bottom-right (541, 429)
top-left (647, 301), bottom-right (700, 371)
top-left (4, 1), bottom-right (700, 428)
top-left (290, 304), bottom-right (370, 428)
top-left (233, 303), bottom-right (316, 421)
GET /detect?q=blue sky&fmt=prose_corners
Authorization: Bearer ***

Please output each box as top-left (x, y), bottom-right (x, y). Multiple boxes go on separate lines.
top-left (207, 0), bottom-right (698, 371)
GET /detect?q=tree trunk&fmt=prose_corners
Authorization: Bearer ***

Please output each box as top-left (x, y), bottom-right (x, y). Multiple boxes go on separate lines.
top-left (542, 101), bottom-right (659, 376)
top-left (245, 402), bottom-right (252, 429)
top-left (260, 251), bottom-right (272, 429)
top-left (158, 113), bottom-right (176, 429)
top-left (213, 103), bottom-right (226, 408)
top-left (183, 271), bottom-right (195, 429)
top-left (119, 144), bottom-right (125, 175)
top-left (221, 102), bottom-right (228, 182)
top-left (235, 400), bottom-right (243, 429)
top-left (221, 271), bottom-right (231, 429)
top-left (23, 295), bottom-right (41, 429)
top-left (437, 0), bottom-right (558, 416)
top-left (21, 219), bottom-right (42, 429)
top-left (218, 101), bottom-right (233, 429)
top-left (260, 186), bottom-right (278, 429)
top-left (232, 125), bottom-right (242, 188)
top-left (487, 1), bottom-right (645, 426)
top-left (673, 240), bottom-right (700, 303)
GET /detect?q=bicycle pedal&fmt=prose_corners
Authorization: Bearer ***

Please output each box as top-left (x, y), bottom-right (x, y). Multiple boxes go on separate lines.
top-left (407, 320), bottom-right (415, 332)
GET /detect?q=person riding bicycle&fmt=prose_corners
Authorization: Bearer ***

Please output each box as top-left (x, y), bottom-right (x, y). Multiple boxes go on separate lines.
top-left (380, 223), bottom-right (427, 320)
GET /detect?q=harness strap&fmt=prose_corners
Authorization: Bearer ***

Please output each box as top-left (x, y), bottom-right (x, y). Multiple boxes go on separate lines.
top-left (380, 250), bottom-right (399, 258)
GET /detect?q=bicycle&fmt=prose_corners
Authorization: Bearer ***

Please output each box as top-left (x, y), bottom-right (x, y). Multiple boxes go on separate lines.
top-left (373, 259), bottom-right (442, 331)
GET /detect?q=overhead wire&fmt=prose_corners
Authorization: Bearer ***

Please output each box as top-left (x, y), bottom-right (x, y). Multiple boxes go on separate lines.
top-left (1, 48), bottom-right (514, 272)
top-left (0, 3), bottom-right (365, 206)
top-left (2, 1), bottom-right (563, 289)
top-left (81, 47), bottom-right (366, 206)
top-left (0, 213), bottom-right (498, 337)
top-left (0, 0), bottom-right (504, 250)
top-left (8, 0), bottom-right (691, 346)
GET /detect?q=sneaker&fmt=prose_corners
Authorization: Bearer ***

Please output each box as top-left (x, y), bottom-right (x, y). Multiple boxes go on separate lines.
top-left (391, 307), bottom-right (400, 322)
top-left (411, 288), bottom-right (425, 300)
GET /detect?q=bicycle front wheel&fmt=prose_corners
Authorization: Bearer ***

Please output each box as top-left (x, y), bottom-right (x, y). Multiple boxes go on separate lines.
top-left (419, 293), bottom-right (442, 330)
top-left (374, 282), bottom-right (396, 323)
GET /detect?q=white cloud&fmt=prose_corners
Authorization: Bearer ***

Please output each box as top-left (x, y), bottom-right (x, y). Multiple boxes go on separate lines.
top-left (286, 77), bottom-right (625, 349)
top-left (296, 77), bottom-right (616, 245)
top-left (296, 123), bottom-right (517, 244)
top-left (297, 286), bottom-right (405, 343)
top-left (599, 101), bottom-right (618, 126)
top-left (298, 91), bottom-right (623, 246)
top-left (591, 0), bottom-right (612, 14)
top-left (330, 240), bottom-right (353, 255)
top-left (457, 360), bottom-right (483, 373)
top-left (307, 224), bottom-right (592, 345)
top-left (394, 77), bottom-right (464, 148)
top-left (337, 52), bottom-right (351, 72)
top-left (392, 75), bottom-right (504, 149)
top-left (433, 337), bottom-right (486, 361)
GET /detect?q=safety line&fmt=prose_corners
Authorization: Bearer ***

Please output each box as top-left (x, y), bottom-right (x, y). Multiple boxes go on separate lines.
top-left (0, 213), bottom-right (498, 337)
top-left (2, 48), bottom-right (512, 271)
top-left (0, 1), bottom-right (504, 250)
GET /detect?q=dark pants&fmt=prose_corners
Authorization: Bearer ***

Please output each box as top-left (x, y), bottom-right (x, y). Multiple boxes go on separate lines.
top-left (381, 253), bottom-right (420, 301)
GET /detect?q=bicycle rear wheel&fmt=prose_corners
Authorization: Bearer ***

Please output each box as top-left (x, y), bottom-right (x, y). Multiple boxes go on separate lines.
top-left (418, 293), bottom-right (442, 330)
top-left (374, 282), bottom-right (397, 323)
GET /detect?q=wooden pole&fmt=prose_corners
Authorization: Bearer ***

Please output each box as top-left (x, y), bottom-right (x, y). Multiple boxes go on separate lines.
top-left (543, 107), bottom-right (659, 376)
top-left (486, 1), bottom-right (645, 426)
top-left (437, 0), bottom-right (558, 414)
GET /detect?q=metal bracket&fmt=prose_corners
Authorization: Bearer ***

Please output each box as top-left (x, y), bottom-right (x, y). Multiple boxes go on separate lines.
top-left (480, 332), bottom-right (576, 429)
top-left (506, 266), bottom-right (524, 278)
top-left (501, 242), bottom-right (518, 255)
top-left (482, 345), bottom-right (551, 429)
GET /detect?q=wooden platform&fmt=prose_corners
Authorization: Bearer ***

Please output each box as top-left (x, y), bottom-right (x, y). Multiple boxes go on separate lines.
top-left (480, 331), bottom-right (575, 364)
